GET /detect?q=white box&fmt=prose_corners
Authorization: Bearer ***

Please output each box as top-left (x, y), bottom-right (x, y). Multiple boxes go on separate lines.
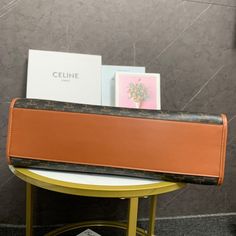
top-left (115, 72), bottom-right (161, 109)
top-left (76, 229), bottom-right (101, 236)
top-left (27, 49), bottom-right (102, 105)
top-left (101, 65), bottom-right (145, 106)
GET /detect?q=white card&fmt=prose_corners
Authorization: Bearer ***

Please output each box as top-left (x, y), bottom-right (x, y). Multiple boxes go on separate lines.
top-left (27, 49), bottom-right (102, 105)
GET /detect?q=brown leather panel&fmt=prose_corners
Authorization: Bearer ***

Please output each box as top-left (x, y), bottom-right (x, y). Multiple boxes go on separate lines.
top-left (6, 98), bottom-right (18, 164)
top-left (8, 107), bottom-right (224, 177)
top-left (218, 114), bottom-right (228, 184)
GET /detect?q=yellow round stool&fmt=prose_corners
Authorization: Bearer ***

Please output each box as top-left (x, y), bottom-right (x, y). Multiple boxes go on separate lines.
top-left (9, 165), bottom-right (184, 236)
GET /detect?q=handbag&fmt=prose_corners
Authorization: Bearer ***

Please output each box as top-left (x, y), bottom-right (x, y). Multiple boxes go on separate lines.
top-left (7, 98), bottom-right (227, 185)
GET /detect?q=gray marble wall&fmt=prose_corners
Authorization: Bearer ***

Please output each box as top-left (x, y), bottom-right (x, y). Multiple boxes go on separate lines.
top-left (0, 0), bottom-right (235, 226)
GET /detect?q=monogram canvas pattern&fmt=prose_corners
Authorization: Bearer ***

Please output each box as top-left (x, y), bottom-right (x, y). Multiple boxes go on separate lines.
top-left (14, 98), bottom-right (223, 125)
top-left (11, 158), bottom-right (218, 185)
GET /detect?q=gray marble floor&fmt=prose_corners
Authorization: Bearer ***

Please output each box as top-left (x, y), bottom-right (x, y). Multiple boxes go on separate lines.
top-left (1, 215), bottom-right (236, 235)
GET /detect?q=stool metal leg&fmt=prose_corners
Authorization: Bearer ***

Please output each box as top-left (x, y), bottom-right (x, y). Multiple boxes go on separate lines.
top-left (26, 183), bottom-right (33, 236)
top-left (127, 197), bottom-right (139, 236)
top-left (148, 195), bottom-right (157, 236)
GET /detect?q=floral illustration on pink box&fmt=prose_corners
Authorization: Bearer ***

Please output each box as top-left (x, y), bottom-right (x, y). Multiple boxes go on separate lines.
top-left (115, 72), bottom-right (161, 110)
top-left (128, 79), bottom-right (148, 108)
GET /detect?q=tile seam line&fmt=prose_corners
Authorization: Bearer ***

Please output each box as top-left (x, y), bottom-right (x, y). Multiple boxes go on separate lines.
top-left (0, 0), bottom-right (22, 19)
top-left (181, 65), bottom-right (224, 110)
top-left (0, 175), bottom-right (15, 190)
top-left (1, 212), bottom-right (236, 228)
top-left (146, 3), bottom-right (212, 69)
top-left (0, 0), bottom-right (18, 13)
top-left (111, 0), bottom-right (185, 63)
top-left (228, 115), bottom-right (236, 123)
top-left (185, 0), bottom-right (236, 8)
top-left (140, 212), bottom-right (236, 221)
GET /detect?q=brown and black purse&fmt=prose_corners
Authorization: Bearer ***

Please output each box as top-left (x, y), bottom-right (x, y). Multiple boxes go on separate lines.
top-left (7, 98), bottom-right (227, 185)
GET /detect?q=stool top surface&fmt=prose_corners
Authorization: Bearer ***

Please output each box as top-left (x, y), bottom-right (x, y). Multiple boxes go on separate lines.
top-left (9, 165), bottom-right (184, 198)
top-left (29, 168), bottom-right (161, 186)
